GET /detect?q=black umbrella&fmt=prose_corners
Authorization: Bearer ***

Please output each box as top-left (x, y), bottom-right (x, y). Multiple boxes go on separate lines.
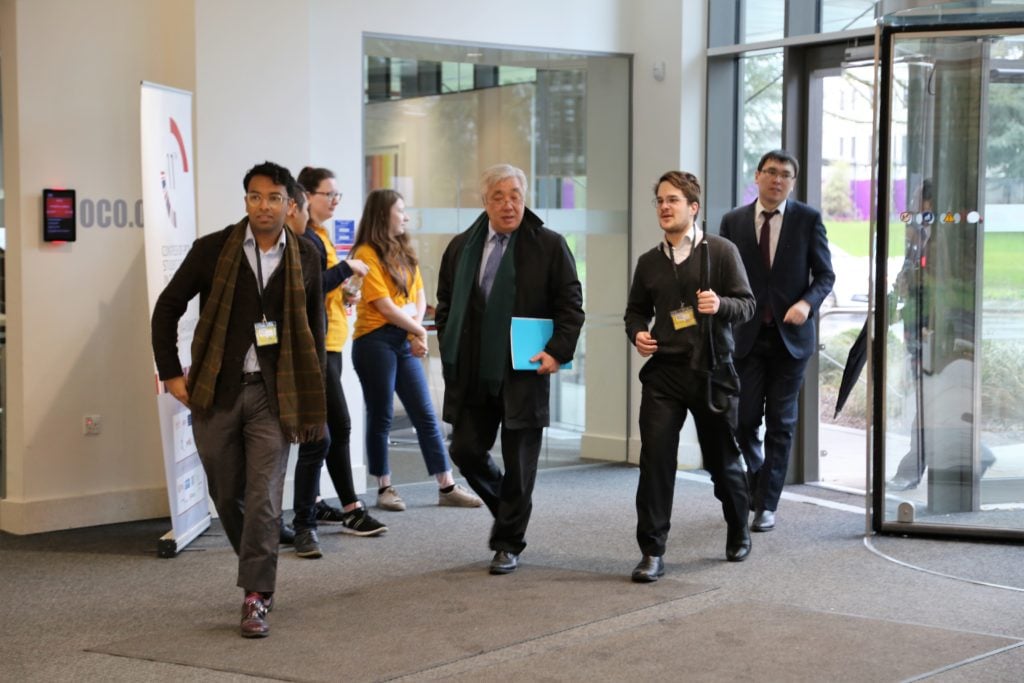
top-left (834, 319), bottom-right (868, 418)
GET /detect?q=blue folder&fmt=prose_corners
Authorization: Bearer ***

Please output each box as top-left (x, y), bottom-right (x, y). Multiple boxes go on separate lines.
top-left (510, 317), bottom-right (573, 370)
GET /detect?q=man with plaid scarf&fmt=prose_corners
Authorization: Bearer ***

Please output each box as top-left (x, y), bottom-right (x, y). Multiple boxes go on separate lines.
top-left (152, 161), bottom-right (325, 638)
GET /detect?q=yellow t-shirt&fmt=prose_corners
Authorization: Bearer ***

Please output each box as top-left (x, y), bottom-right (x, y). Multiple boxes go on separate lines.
top-left (311, 223), bottom-right (349, 352)
top-left (351, 244), bottom-right (423, 339)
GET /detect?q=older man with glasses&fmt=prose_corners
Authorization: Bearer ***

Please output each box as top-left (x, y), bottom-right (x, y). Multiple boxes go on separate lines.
top-left (151, 161), bottom-right (326, 638)
top-left (435, 163), bottom-right (584, 575)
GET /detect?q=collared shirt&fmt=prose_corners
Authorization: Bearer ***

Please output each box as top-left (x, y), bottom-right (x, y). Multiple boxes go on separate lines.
top-left (241, 223), bottom-right (287, 372)
top-left (479, 223), bottom-right (510, 285)
top-left (660, 228), bottom-right (702, 264)
top-left (754, 199), bottom-right (787, 267)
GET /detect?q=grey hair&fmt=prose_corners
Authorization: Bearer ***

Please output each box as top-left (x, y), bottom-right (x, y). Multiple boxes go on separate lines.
top-left (479, 164), bottom-right (528, 204)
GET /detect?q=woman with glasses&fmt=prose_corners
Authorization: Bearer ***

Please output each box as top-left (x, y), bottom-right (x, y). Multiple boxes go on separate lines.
top-left (287, 167), bottom-right (386, 560)
top-left (350, 189), bottom-right (482, 512)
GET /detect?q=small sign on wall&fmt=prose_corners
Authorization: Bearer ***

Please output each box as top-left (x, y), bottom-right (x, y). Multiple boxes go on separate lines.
top-left (334, 219), bottom-right (355, 259)
top-left (43, 189), bottom-right (77, 242)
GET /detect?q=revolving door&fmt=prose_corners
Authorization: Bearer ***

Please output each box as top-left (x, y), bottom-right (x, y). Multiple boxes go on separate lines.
top-left (873, 3), bottom-right (1024, 539)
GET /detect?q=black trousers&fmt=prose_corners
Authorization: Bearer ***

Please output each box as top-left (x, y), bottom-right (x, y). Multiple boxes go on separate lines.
top-left (735, 326), bottom-right (810, 512)
top-left (636, 358), bottom-right (749, 558)
top-left (293, 351), bottom-right (357, 530)
top-left (448, 391), bottom-right (542, 555)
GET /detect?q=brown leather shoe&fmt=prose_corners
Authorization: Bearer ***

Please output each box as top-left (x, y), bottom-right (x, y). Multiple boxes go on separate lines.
top-left (240, 593), bottom-right (270, 638)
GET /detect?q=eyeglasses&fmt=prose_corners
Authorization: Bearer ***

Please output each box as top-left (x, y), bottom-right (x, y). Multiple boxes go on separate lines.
top-left (760, 168), bottom-right (795, 180)
top-left (245, 192), bottom-right (287, 207)
top-left (652, 196), bottom-right (687, 207)
top-left (487, 193), bottom-right (523, 207)
top-left (311, 191), bottom-right (343, 201)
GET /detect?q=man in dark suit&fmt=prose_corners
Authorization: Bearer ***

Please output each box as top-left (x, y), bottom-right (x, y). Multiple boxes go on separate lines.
top-left (720, 150), bottom-right (834, 532)
top-left (435, 163), bottom-right (584, 575)
top-left (151, 161), bottom-right (325, 637)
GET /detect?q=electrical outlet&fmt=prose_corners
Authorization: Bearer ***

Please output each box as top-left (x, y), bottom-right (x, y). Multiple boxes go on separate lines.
top-left (83, 414), bottom-right (102, 436)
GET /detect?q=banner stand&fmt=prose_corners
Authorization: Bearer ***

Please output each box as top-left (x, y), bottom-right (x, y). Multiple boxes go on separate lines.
top-left (141, 81), bottom-right (210, 556)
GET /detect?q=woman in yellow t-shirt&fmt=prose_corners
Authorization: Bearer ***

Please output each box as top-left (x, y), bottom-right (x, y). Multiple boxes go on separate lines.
top-left (351, 189), bottom-right (482, 512)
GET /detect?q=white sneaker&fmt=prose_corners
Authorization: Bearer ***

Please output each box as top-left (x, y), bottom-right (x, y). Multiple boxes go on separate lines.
top-left (438, 484), bottom-right (483, 508)
top-left (376, 486), bottom-right (406, 511)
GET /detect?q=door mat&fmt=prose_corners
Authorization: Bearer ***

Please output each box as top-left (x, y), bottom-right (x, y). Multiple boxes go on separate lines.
top-left (90, 563), bottom-right (713, 682)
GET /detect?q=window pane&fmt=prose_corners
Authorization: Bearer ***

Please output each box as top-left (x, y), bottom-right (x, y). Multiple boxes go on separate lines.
top-left (742, 0), bottom-right (784, 43)
top-left (821, 0), bottom-right (877, 33)
top-left (738, 50), bottom-right (783, 204)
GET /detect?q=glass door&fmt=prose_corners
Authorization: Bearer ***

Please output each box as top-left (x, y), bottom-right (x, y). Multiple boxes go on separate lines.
top-left (806, 47), bottom-right (877, 492)
top-left (874, 13), bottom-right (1024, 538)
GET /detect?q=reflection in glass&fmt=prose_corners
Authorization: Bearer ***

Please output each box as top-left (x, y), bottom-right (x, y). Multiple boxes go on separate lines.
top-left (821, 0), bottom-right (877, 33)
top-left (741, 0), bottom-right (785, 43)
top-left (738, 50), bottom-right (783, 204)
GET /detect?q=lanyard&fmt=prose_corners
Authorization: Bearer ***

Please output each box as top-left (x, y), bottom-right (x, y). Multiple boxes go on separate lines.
top-left (254, 245), bottom-right (269, 323)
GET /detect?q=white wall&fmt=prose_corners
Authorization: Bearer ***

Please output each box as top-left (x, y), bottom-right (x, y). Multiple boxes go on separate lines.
top-left (1, 0), bottom-right (706, 534)
top-left (0, 0), bottom-right (196, 533)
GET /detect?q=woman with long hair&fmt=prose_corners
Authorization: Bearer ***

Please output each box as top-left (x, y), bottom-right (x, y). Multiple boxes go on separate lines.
top-left (351, 189), bottom-right (481, 511)
top-left (288, 167), bottom-right (387, 559)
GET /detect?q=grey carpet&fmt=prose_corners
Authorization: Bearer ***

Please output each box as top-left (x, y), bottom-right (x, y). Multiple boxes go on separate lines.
top-left (437, 601), bottom-right (1020, 682)
top-left (90, 563), bottom-right (713, 682)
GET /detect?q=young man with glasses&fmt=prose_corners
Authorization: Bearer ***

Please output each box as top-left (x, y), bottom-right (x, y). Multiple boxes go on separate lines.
top-left (625, 171), bottom-right (755, 582)
top-left (719, 150), bottom-right (835, 533)
top-left (151, 161), bottom-right (326, 638)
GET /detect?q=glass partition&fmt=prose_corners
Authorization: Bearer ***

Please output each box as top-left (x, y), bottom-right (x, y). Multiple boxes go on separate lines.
top-left (874, 7), bottom-right (1024, 538)
top-left (363, 37), bottom-right (631, 478)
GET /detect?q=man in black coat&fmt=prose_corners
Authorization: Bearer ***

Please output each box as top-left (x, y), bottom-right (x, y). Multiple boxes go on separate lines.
top-left (720, 150), bottom-right (834, 532)
top-left (151, 161), bottom-right (325, 637)
top-left (435, 163), bottom-right (584, 575)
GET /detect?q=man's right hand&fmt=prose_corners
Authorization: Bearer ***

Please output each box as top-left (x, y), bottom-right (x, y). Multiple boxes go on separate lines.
top-left (634, 331), bottom-right (658, 357)
top-left (165, 376), bottom-right (190, 408)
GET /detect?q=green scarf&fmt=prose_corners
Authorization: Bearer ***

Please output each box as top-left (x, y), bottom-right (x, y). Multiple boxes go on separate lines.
top-left (188, 219), bottom-right (326, 443)
top-left (440, 212), bottom-right (519, 396)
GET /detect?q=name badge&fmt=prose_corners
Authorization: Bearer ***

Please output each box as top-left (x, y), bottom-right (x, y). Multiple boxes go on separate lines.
top-left (670, 306), bottom-right (697, 330)
top-left (254, 320), bottom-right (279, 346)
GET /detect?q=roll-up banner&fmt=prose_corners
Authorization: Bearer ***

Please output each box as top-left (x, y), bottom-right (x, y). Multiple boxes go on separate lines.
top-left (140, 81), bottom-right (210, 557)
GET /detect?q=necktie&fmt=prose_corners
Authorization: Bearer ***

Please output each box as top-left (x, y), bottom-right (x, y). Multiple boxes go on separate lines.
top-left (759, 210), bottom-right (777, 271)
top-left (759, 210), bottom-right (778, 323)
top-left (480, 233), bottom-right (507, 299)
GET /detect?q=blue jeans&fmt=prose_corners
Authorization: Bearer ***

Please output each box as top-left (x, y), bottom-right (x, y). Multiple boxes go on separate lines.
top-left (352, 324), bottom-right (450, 478)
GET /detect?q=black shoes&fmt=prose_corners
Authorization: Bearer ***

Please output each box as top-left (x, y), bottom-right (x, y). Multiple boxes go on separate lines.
top-left (313, 500), bottom-right (346, 523)
top-left (631, 555), bottom-right (665, 583)
top-left (726, 525), bottom-right (752, 562)
top-left (279, 523), bottom-right (296, 545)
top-left (294, 528), bottom-right (323, 559)
top-left (751, 509), bottom-right (775, 532)
top-left (489, 550), bottom-right (519, 575)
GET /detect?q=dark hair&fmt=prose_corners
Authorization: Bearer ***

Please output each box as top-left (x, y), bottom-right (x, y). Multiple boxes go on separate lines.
top-left (757, 149), bottom-right (800, 177)
top-left (297, 166), bottom-right (335, 194)
top-left (288, 181), bottom-right (308, 208)
top-left (243, 161), bottom-right (296, 195)
top-left (654, 171), bottom-right (702, 213)
top-left (353, 189), bottom-right (418, 298)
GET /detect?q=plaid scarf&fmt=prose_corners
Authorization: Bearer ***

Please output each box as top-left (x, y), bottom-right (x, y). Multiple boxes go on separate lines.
top-left (187, 219), bottom-right (325, 443)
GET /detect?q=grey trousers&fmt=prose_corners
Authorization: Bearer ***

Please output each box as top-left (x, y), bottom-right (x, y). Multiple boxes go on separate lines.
top-left (192, 382), bottom-right (290, 593)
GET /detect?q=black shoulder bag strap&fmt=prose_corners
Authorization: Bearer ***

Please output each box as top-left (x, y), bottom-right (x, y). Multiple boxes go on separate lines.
top-left (701, 236), bottom-right (730, 415)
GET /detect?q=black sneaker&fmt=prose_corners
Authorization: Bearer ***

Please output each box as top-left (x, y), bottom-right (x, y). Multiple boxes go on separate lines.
top-left (294, 528), bottom-right (323, 559)
top-left (340, 507), bottom-right (388, 537)
top-left (314, 500), bottom-right (346, 524)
